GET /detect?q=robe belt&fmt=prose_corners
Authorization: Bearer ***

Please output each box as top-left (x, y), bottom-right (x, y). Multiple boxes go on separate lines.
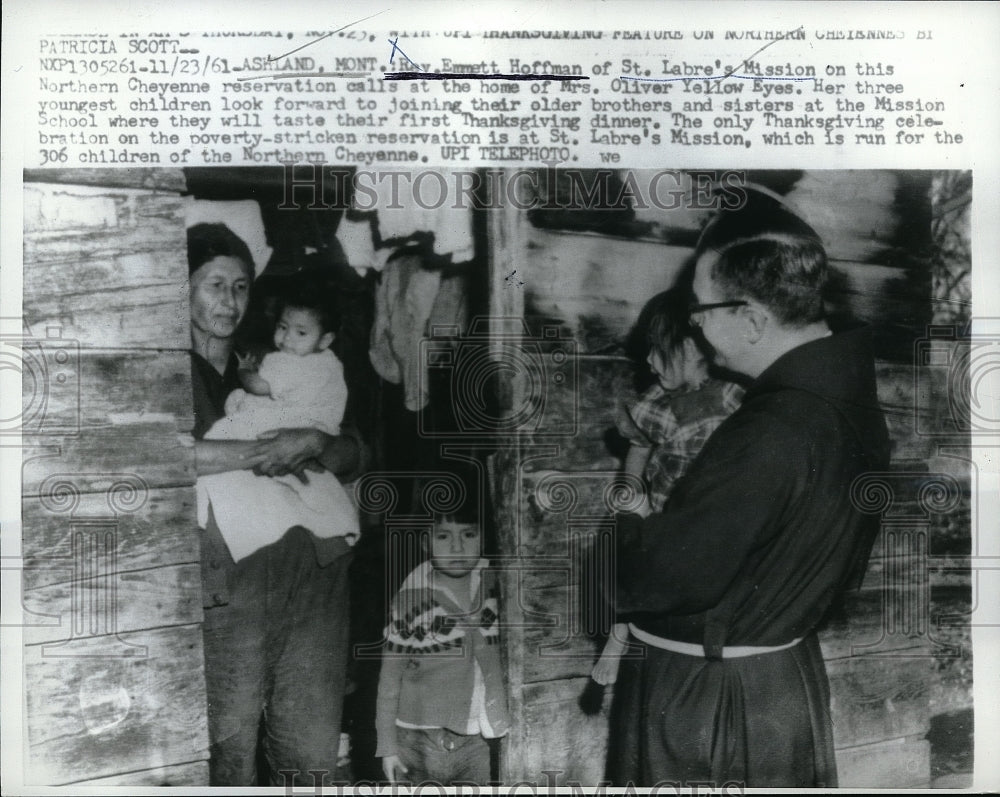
top-left (628, 623), bottom-right (803, 659)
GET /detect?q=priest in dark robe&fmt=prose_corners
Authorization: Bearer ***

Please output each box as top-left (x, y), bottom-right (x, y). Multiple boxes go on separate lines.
top-left (611, 193), bottom-right (891, 788)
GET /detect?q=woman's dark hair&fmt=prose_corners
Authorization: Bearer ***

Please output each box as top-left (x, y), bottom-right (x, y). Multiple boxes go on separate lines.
top-left (187, 223), bottom-right (254, 278)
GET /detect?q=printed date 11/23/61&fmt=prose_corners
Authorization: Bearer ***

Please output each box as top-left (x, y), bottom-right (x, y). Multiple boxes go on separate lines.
top-left (38, 56), bottom-right (233, 77)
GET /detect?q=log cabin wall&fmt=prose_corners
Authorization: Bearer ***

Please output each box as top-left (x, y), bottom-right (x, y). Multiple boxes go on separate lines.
top-left (491, 170), bottom-right (972, 787)
top-left (20, 168), bottom-right (209, 785)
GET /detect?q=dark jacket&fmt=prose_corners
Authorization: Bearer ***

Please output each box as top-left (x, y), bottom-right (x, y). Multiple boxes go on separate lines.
top-left (615, 326), bottom-right (891, 649)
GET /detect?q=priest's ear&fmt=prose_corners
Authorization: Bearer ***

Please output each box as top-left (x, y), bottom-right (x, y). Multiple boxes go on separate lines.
top-left (742, 303), bottom-right (769, 345)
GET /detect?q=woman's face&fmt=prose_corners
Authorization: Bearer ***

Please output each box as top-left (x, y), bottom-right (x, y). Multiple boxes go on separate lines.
top-left (190, 256), bottom-right (251, 341)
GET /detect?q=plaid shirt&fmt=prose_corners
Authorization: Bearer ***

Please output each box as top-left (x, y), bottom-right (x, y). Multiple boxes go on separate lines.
top-left (620, 378), bottom-right (744, 511)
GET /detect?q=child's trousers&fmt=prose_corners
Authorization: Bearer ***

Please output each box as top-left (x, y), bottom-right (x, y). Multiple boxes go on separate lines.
top-left (396, 726), bottom-right (492, 785)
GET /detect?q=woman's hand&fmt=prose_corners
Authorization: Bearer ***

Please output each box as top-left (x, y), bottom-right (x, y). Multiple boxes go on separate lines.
top-left (251, 428), bottom-right (327, 478)
top-left (382, 754), bottom-right (408, 784)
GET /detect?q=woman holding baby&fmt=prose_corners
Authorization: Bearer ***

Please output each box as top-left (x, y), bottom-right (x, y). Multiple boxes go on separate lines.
top-left (188, 221), bottom-right (362, 786)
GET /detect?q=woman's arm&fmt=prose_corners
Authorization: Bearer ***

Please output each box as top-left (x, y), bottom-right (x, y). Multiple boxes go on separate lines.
top-left (250, 427), bottom-right (364, 481)
top-left (194, 439), bottom-right (270, 476)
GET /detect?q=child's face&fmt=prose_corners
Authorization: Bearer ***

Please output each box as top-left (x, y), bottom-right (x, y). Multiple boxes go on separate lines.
top-left (429, 520), bottom-right (481, 578)
top-left (647, 337), bottom-right (708, 391)
top-left (273, 307), bottom-right (334, 356)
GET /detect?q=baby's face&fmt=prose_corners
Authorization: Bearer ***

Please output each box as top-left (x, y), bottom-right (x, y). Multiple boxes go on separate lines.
top-left (273, 307), bottom-right (332, 356)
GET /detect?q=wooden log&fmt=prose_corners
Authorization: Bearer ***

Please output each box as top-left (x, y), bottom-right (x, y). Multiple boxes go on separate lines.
top-left (22, 183), bottom-right (189, 350)
top-left (926, 584), bottom-right (973, 715)
top-left (875, 358), bottom-right (950, 416)
top-left (505, 471), bottom-right (624, 578)
top-left (24, 222), bottom-right (187, 272)
top-left (820, 570), bottom-right (969, 659)
top-left (827, 656), bottom-right (931, 749)
top-left (70, 760), bottom-right (208, 786)
top-left (22, 486), bottom-right (199, 591)
top-left (22, 425), bottom-right (196, 496)
top-left (523, 230), bottom-right (691, 354)
top-left (24, 624), bottom-right (209, 785)
top-left (23, 280), bottom-right (189, 351)
top-left (23, 168), bottom-right (186, 193)
top-left (519, 356), bottom-right (638, 472)
top-left (23, 563), bottom-right (202, 646)
top-left (519, 584), bottom-right (601, 683)
top-left (835, 737), bottom-right (930, 789)
top-left (522, 631), bottom-right (597, 684)
top-left (827, 261), bottom-right (928, 326)
top-left (518, 678), bottom-right (612, 785)
top-left (23, 206), bottom-right (188, 253)
top-left (17, 349), bottom-right (193, 438)
top-left (784, 170), bottom-right (916, 263)
top-left (23, 181), bottom-right (187, 234)
top-left (884, 407), bottom-right (942, 463)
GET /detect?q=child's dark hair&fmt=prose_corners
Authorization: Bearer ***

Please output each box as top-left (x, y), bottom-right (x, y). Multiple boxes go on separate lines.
top-left (646, 283), bottom-right (696, 356)
top-left (418, 468), bottom-right (482, 526)
top-left (275, 276), bottom-right (340, 335)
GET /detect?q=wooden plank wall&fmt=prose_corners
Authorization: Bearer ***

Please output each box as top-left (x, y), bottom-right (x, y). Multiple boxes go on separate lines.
top-left (491, 170), bottom-right (969, 787)
top-left (20, 169), bottom-right (209, 785)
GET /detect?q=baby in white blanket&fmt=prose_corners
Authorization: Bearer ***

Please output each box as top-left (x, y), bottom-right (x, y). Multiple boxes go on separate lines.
top-left (197, 295), bottom-right (359, 562)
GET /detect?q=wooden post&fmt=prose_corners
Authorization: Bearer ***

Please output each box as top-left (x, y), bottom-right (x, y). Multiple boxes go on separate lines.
top-left (20, 170), bottom-right (209, 785)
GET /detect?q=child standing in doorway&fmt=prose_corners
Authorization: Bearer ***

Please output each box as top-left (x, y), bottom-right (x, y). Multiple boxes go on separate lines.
top-left (377, 481), bottom-right (508, 785)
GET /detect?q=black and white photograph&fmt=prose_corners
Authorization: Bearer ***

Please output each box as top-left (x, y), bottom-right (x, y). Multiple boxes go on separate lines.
top-left (2, 3), bottom-right (998, 794)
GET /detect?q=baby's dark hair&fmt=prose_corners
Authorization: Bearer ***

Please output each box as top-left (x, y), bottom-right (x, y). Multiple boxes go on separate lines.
top-left (275, 277), bottom-right (339, 335)
top-left (646, 283), bottom-right (697, 356)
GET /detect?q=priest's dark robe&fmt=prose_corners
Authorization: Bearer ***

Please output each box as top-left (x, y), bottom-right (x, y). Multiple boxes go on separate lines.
top-left (612, 326), bottom-right (891, 787)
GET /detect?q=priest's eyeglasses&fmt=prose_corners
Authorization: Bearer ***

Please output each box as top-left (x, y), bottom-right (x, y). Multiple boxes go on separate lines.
top-left (688, 300), bottom-right (748, 325)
